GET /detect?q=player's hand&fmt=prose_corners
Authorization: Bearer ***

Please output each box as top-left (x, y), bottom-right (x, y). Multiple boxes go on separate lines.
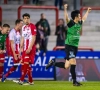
top-left (40, 35), bottom-right (44, 39)
top-left (64, 4), bottom-right (68, 9)
top-left (14, 54), bottom-right (18, 60)
top-left (3, 50), bottom-right (6, 53)
top-left (0, 50), bottom-right (3, 54)
top-left (26, 48), bottom-right (31, 54)
top-left (19, 59), bottom-right (22, 64)
top-left (36, 43), bottom-right (40, 49)
top-left (57, 31), bottom-right (60, 34)
top-left (19, 48), bottom-right (23, 58)
top-left (20, 47), bottom-right (23, 53)
top-left (18, 54), bottom-right (21, 59)
top-left (87, 7), bottom-right (91, 12)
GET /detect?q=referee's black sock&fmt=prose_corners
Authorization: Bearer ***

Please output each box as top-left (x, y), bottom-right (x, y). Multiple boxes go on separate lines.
top-left (70, 65), bottom-right (76, 83)
top-left (54, 62), bottom-right (65, 69)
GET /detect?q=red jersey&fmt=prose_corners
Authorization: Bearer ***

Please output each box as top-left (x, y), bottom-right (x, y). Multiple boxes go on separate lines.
top-left (22, 23), bottom-right (36, 51)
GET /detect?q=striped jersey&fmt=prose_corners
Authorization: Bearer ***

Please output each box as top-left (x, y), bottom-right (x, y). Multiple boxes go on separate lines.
top-left (9, 28), bottom-right (21, 52)
top-left (22, 23), bottom-right (36, 51)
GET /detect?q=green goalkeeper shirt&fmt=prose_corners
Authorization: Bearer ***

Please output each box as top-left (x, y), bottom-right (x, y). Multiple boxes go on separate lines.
top-left (0, 31), bottom-right (7, 50)
top-left (65, 20), bottom-right (83, 47)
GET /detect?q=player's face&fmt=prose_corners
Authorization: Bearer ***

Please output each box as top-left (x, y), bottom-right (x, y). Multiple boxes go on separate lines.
top-left (23, 16), bottom-right (30, 25)
top-left (77, 14), bottom-right (81, 21)
top-left (0, 26), bottom-right (2, 31)
top-left (59, 20), bottom-right (64, 25)
top-left (2, 27), bottom-right (10, 34)
top-left (41, 14), bottom-right (45, 19)
top-left (7, 28), bottom-right (10, 34)
top-left (18, 21), bottom-right (23, 29)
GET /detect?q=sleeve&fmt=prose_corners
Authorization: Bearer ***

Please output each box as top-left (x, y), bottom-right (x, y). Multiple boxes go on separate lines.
top-left (31, 24), bottom-right (37, 36)
top-left (9, 30), bottom-right (14, 40)
top-left (67, 20), bottom-right (74, 28)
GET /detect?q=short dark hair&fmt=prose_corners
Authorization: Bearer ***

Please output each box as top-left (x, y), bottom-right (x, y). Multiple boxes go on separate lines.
top-left (41, 13), bottom-right (44, 16)
top-left (3, 24), bottom-right (10, 28)
top-left (15, 19), bottom-right (23, 25)
top-left (71, 10), bottom-right (80, 20)
top-left (22, 13), bottom-right (30, 18)
top-left (0, 21), bottom-right (2, 27)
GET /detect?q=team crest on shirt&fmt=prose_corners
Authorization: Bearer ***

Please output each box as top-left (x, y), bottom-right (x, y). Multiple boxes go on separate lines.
top-left (15, 38), bottom-right (20, 44)
top-left (23, 32), bottom-right (31, 39)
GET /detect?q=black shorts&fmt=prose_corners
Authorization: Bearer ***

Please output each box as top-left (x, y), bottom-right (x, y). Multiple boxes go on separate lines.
top-left (65, 44), bottom-right (78, 60)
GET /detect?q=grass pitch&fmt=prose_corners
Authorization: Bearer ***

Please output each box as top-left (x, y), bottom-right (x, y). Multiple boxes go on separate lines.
top-left (0, 81), bottom-right (100, 90)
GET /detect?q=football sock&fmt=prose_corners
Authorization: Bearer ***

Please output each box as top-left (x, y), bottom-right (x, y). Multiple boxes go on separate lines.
top-left (5, 66), bottom-right (17, 77)
top-left (54, 62), bottom-right (65, 69)
top-left (20, 64), bottom-right (29, 81)
top-left (0, 66), bottom-right (4, 78)
top-left (27, 66), bottom-right (33, 83)
top-left (70, 65), bottom-right (76, 83)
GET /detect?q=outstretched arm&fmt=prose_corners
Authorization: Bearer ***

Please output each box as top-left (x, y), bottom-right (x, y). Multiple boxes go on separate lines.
top-left (64, 4), bottom-right (70, 23)
top-left (82, 7), bottom-right (91, 22)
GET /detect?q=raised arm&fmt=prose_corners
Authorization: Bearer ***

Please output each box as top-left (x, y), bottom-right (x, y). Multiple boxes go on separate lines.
top-left (82, 7), bottom-right (91, 22)
top-left (64, 4), bottom-right (70, 23)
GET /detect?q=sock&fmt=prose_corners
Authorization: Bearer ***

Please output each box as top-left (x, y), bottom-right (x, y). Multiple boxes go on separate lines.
top-left (54, 62), bottom-right (65, 69)
top-left (0, 66), bottom-right (4, 78)
top-left (27, 66), bottom-right (33, 83)
top-left (20, 64), bottom-right (29, 81)
top-left (70, 65), bottom-right (76, 83)
top-left (21, 65), bottom-right (24, 74)
top-left (5, 66), bottom-right (17, 77)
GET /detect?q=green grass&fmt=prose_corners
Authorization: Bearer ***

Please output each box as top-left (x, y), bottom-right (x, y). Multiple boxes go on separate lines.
top-left (0, 81), bottom-right (100, 90)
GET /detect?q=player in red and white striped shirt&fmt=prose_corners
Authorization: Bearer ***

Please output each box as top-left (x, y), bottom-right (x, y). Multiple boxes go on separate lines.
top-left (2, 19), bottom-right (23, 82)
top-left (19, 13), bottom-right (36, 85)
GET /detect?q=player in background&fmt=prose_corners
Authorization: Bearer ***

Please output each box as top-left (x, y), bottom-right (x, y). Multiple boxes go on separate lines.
top-left (0, 24), bottom-right (10, 81)
top-left (18, 13), bottom-right (36, 85)
top-left (0, 22), bottom-right (10, 57)
top-left (2, 19), bottom-right (23, 82)
top-left (46, 4), bottom-right (91, 86)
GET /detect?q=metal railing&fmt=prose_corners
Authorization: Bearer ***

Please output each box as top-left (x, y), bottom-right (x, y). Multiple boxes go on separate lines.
top-left (17, 5), bottom-right (59, 26)
top-left (53, 46), bottom-right (94, 51)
